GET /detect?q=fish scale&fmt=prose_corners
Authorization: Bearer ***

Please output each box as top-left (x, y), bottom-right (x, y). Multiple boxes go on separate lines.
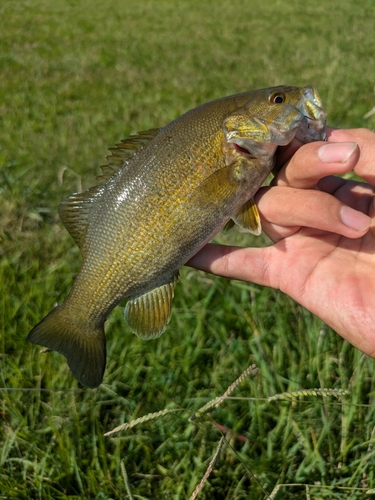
top-left (28, 85), bottom-right (326, 387)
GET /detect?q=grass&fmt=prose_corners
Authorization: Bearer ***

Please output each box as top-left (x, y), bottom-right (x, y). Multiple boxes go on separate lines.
top-left (1, 0), bottom-right (375, 498)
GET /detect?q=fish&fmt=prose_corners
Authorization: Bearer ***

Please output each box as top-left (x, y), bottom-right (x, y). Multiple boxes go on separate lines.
top-left (28, 85), bottom-right (326, 388)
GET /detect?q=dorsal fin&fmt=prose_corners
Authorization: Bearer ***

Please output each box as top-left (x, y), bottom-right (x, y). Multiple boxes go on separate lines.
top-left (58, 184), bottom-right (105, 255)
top-left (96, 128), bottom-right (161, 185)
top-left (59, 128), bottom-right (161, 253)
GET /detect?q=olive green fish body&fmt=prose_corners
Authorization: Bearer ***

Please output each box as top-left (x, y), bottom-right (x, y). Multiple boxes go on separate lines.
top-left (28, 86), bottom-right (326, 387)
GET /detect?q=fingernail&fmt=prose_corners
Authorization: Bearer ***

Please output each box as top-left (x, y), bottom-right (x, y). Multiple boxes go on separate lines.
top-left (318, 142), bottom-right (357, 163)
top-left (341, 206), bottom-right (371, 231)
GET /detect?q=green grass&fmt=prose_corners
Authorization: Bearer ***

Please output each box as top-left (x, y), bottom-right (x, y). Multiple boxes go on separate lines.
top-left (1, 0), bottom-right (375, 498)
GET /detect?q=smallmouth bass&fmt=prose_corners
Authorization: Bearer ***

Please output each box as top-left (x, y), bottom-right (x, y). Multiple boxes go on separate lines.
top-left (28, 86), bottom-right (326, 387)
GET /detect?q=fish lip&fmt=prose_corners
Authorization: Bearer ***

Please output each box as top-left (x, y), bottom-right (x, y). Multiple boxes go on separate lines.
top-left (297, 88), bottom-right (327, 141)
top-left (295, 115), bottom-right (327, 142)
top-left (302, 85), bottom-right (325, 110)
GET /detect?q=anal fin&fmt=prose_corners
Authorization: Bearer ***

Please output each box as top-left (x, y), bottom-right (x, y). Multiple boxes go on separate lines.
top-left (124, 275), bottom-right (178, 340)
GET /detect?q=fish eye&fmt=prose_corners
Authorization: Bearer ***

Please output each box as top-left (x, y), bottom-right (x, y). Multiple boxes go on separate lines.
top-left (269, 92), bottom-right (285, 104)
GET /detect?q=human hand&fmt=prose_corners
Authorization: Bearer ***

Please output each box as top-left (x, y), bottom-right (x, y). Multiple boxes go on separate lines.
top-left (188, 128), bottom-right (375, 356)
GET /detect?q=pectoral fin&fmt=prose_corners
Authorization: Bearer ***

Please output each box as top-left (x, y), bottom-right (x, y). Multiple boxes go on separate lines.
top-left (222, 198), bottom-right (261, 235)
top-left (124, 275), bottom-right (178, 340)
top-left (232, 198), bottom-right (262, 235)
top-left (189, 160), bottom-right (251, 211)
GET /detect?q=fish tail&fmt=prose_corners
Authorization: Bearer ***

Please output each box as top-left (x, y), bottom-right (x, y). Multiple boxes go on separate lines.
top-left (27, 303), bottom-right (106, 388)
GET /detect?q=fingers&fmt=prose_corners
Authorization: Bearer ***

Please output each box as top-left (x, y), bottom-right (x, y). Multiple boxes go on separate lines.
top-left (327, 128), bottom-right (375, 184)
top-left (188, 127), bottom-right (375, 280)
top-left (317, 176), bottom-right (375, 216)
top-left (274, 140), bottom-right (360, 189)
top-left (255, 185), bottom-right (371, 242)
top-left (187, 243), bottom-right (272, 287)
top-left (275, 137), bottom-right (305, 168)
top-left (274, 127), bottom-right (375, 189)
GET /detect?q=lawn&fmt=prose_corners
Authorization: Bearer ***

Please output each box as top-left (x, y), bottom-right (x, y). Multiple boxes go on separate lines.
top-left (1, 0), bottom-right (375, 498)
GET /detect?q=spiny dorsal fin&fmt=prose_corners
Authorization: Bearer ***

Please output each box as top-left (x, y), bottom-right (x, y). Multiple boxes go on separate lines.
top-left (60, 129), bottom-right (161, 252)
top-left (58, 184), bottom-right (105, 255)
top-left (96, 128), bottom-right (161, 185)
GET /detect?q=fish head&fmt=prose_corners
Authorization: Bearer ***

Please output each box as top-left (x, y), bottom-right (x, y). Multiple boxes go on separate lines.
top-left (223, 85), bottom-right (326, 158)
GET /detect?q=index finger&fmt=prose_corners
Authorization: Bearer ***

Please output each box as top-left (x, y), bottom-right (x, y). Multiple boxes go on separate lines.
top-left (273, 136), bottom-right (359, 189)
top-left (328, 128), bottom-right (375, 185)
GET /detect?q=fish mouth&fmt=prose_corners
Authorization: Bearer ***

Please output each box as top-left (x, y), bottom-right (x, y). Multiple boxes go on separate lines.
top-left (231, 116), bottom-right (327, 159)
top-left (230, 110), bottom-right (326, 157)
top-left (293, 114), bottom-right (327, 144)
top-left (297, 89), bottom-right (327, 142)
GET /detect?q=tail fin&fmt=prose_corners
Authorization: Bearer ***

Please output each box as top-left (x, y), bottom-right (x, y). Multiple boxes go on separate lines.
top-left (27, 303), bottom-right (106, 388)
